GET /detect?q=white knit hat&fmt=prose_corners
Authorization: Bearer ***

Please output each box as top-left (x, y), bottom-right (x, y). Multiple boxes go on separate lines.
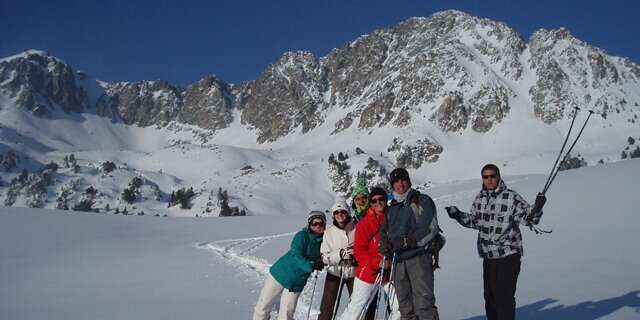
top-left (330, 197), bottom-right (350, 214)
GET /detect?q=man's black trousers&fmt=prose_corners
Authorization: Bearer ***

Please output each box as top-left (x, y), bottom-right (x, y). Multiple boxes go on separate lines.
top-left (483, 253), bottom-right (521, 320)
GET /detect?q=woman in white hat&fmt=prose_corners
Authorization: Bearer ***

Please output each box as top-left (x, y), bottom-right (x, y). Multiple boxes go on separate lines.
top-left (317, 197), bottom-right (357, 320)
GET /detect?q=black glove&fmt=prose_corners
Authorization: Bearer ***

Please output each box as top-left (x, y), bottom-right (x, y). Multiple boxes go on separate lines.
top-left (445, 206), bottom-right (460, 219)
top-left (312, 257), bottom-right (325, 271)
top-left (379, 239), bottom-right (393, 255)
top-left (532, 193), bottom-right (546, 213)
top-left (346, 259), bottom-right (358, 267)
top-left (391, 236), bottom-right (417, 251)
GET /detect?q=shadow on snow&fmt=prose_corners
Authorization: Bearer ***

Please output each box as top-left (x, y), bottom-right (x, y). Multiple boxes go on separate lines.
top-left (463, 290), bottom-right (640, 320)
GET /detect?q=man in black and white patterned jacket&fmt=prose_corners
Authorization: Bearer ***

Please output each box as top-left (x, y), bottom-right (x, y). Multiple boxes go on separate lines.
top-left (445, 164), bottom-right (546, 320)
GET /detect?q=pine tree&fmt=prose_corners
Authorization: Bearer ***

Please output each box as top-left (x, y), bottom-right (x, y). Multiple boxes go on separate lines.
top-left (102, 161), bottom-right (116, 173)
top-left (72, 198), bottom-right (95, 212)
top-left (631, 146), bottom-right (640, 158)
top-left (122, 188), bottom-right (136, 204)
top-left (328, 153), bottom-right (336, 164)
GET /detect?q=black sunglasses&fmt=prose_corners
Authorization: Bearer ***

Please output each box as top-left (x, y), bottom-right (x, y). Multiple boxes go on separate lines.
top-left (333, 210), bottom-right (349, 215)
top-left (310, 221), bottom-right (325, 227)
top-left (370, 197), bottom-right (386, 204)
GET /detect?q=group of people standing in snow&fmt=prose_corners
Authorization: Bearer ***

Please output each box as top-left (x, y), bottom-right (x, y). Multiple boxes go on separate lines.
top-left (253, 164), bottom-right (547, 320)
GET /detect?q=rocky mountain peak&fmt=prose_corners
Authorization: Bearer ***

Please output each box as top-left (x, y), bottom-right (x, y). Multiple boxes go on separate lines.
top-left (239, 50), bottom-right (325, 143)
top-left (527, 27), bottom-right (638, 123)
top-left (0, 50), bottom-right (89, 116)
top-left (104, 79), bottom-right (182, 126)
top-left (178, 75), bottom-right (234, 131)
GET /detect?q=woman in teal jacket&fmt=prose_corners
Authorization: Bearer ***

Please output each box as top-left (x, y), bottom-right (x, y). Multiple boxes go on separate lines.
top-left (253, 211), bottom-right (326, 320)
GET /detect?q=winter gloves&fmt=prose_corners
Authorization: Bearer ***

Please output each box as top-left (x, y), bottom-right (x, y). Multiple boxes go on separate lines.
top-left (391, 237), bottom-right (417, 251)
top-left (339, 247), bottom-right (357, 266)
top-left (312, 256), bottom-right (325, 271)
top-left (379, 236), bottom-right (418, 256)
top-left (445, 206), bottom-right (460, 220)
top-left (531, 193), bottom-right (547, 214)
top-left (340, 247), bottom-right (354, 260)
top-left (379, 239), bottom-right (393, 256)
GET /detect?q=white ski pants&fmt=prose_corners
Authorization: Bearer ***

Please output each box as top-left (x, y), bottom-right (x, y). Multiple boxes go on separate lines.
top-left (253, 274), bottom-right (301, 320)
top-left (339, 277), bottom-right (401, 320)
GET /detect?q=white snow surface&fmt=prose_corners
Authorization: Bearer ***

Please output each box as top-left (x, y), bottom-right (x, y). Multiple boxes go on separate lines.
top-left (2, 159), bottom-right (639, 319)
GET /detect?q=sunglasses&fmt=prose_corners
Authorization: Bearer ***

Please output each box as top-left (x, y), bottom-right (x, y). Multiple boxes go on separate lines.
top-left (333, 210), bottom-right (349, 215)
top-left (370, 197), bottom-right (386, 204)
top-left (482, 174), bottom-right (498, 180)
top-left (310, 221), bottom-right (325, 227)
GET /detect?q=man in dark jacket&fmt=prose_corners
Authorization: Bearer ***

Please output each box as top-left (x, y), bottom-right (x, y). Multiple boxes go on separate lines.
top-left (380, 168), bottom-right (441, 320)
top-left (446, 164), bottom-right (546, 320)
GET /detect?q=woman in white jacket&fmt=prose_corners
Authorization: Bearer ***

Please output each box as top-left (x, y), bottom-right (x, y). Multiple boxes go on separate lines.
top-left (317, 197), bottom-right (357, 320)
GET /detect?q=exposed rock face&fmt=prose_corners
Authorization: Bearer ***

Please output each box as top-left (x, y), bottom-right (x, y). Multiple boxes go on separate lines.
top-left (239, 51), bottom-right (325, 143)
top-left (104, 75), bottom-right (235, 129)
top-left (326, 10), bottom-right (524, 134)
top-left (431, 92), bottom-right (467, 132)
top-left (468, 86), bottom-right (511, 132)
top-left (387, 137), bottom-right (443, 169)
top-left (178, 75), bottom-right (233, 130)
top-left (527, 27), bottom-right (640, 123)
top-left (0, 50), bottom-right (90, 116)
top-left (105, 80), bottom-right (182, 126)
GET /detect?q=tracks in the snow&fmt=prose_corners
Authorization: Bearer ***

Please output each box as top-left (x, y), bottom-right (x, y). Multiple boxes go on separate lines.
top-left (198, 232), bottom-right (324, 319)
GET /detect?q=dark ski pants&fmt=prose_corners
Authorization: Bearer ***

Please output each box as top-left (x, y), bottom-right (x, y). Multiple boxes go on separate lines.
top-left (394, 254), bottom-right (439, 320)
top-left (317, 273), bottom-right (354, 320)
top-left (483, 253), bottom-right (521, 320)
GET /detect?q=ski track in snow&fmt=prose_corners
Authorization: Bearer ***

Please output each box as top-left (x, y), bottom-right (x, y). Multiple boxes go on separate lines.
top-left (198, 232), bottom-right (325, 320)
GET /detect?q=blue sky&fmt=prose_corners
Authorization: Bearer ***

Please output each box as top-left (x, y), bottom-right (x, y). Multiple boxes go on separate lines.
top-left (1, 0), bottom-right (638, 86)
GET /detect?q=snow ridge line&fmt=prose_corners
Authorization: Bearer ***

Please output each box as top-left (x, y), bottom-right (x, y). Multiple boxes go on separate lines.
top-left (198, 232), bottom-right (323, 319)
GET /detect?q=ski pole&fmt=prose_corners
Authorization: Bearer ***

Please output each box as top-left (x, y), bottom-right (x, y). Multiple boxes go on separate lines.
top-left (543, 106), bottom-right (580, 193)
top-left (384, 253), bottom-right (397, 320)
top-left (374, 256), bottom-right (388, 319)
top-left (543, 110), bottom-right (595, 194)
top-left (331, 267), bottom-right (345, 320)
top-left (357, 271), bottom-right (383, 320)
top-left (306, 271), bottom-right (320, 320)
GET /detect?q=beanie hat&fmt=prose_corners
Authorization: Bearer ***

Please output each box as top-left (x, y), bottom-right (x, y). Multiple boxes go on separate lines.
top-left (331, 197), bottom-right (350, 214)
top-left (351, 176), bottom-right (370, 199)
top-left (389, 167), bottom-right (411, 185)
top-left (307, 210), bottom-right (326, 225)
top-left (369, 187), bottom-right (388, 201)
top-left (481, 163), bottom-right (501, 178)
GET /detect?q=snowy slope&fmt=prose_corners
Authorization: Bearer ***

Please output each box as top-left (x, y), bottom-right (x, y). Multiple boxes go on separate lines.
top-left (2, 160), bottom-right (639, 319)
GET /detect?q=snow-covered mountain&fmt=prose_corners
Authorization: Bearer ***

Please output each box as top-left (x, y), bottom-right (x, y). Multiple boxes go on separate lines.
top-left (1, 10), bottom-right (639, 216)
